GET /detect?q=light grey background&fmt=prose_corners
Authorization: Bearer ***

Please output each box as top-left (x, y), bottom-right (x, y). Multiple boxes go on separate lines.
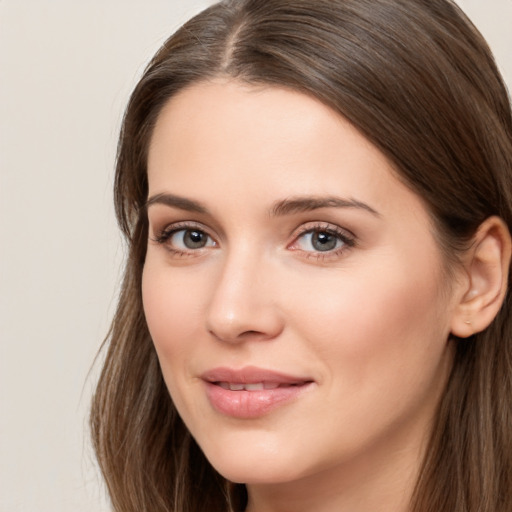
top-left (0, 1), bottom-right (510, 511)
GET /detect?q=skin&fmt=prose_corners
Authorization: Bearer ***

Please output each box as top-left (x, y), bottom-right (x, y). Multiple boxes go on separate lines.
top-left (142, 80), bottom-right (467, 512)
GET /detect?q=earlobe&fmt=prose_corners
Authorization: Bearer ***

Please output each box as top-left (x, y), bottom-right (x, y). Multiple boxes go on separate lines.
top-left (451, 216), bottom-right (511, 338)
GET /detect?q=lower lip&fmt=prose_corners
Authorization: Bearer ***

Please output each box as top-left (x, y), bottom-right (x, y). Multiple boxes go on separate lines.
top-left (204, 382), bottom-right (313, 419)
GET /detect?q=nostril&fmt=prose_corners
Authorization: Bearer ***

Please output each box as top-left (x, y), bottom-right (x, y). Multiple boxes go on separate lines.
top-left (209, 328), bottom-right (273, 343)
top-left (241, 330), bottom-right (262, 337)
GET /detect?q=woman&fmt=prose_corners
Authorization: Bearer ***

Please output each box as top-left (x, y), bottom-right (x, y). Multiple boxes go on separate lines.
top-left (90, 1), bottom-right (512, 511)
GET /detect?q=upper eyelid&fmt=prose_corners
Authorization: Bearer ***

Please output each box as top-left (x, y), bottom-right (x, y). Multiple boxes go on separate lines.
top-left (152, 220), bottom-right (212, 236)
top-left (291, 221), bottom-right (356, 240)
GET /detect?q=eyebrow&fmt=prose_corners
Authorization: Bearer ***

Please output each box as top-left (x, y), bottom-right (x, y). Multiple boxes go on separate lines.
top-left (145, 193), bottom-right (208, 213)
top-left (270, 196), bottom-right (380, 217)
top-left (145, 192), bottom-right (380, 217)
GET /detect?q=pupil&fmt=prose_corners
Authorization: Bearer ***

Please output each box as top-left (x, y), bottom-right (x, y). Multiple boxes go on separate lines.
top-left (312, 231), bottom-right (337, 251)
top-left (184, 230), bottom-right (206, 249)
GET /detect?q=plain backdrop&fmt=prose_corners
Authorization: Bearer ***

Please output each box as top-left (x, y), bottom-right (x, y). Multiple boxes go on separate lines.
top-left (0, 1), bottom-right (510, 511)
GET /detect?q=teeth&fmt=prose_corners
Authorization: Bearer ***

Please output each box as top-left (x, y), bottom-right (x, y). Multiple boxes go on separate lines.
top-left (244, 383), bottom-right (264, 391)
top-left (217, 382), bottom-right (282, 391)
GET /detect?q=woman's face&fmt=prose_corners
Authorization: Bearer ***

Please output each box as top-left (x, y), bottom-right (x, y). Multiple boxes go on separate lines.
top-left (143, 81), bottom-right (461, 491)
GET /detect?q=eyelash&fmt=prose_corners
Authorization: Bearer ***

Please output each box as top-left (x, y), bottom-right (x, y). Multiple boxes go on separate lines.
top-left (151, 221), bottom-right (356, 260)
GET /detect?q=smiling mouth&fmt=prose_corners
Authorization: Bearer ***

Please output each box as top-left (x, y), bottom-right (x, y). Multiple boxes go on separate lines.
top-left (200, 366), bottom-right (314, 417)
top-left (202, 368), bottom-right (314, 418)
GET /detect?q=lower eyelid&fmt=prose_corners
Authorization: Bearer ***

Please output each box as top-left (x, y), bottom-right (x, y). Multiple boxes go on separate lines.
top-left (302, 247), bottom-right (347, 261)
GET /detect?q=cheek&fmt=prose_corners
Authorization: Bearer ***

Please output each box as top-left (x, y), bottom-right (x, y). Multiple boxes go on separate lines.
top-left (142, 261), bottom-right (204, 364)
top-left (286, 256), bottom-right (451, 387)
top-left (274, 258), bottom-right (454, 466)
top-left (141, 259), bottom-right (212, 423)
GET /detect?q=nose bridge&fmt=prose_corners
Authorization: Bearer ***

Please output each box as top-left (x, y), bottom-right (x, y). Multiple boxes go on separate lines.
top-left (205, 244), bottom-right (283, 343)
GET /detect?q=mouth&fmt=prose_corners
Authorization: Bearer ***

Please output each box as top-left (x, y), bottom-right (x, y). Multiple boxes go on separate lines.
top-left (201, 366), bottom-right (314, 418)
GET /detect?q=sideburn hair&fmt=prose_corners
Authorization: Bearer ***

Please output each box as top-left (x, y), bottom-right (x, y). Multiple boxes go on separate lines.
top-left (90, 1), bottom-right (512, 511)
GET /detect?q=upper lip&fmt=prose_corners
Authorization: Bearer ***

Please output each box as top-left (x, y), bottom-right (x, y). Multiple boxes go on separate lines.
top-left (201, 366), bottom-right (313, 385)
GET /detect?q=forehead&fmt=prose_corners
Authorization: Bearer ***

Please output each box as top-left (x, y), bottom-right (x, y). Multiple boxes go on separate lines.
top-left (147, 80), bottom-right (427, 225)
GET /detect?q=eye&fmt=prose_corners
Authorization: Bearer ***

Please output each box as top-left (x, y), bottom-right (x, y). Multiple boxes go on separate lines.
top-left (289, 224), bottom-right (355, 257)
top-left (297, 230), bottom-right (342, 252)
top-left (169, 228), bottom-right (214, 250)
top-left (151, 223), bottom-right (217, 255)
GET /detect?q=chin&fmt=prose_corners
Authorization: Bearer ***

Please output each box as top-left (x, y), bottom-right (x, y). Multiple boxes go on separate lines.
top-left (199, 434), bottom-right (307, 485)
top-left (215, 461), bottom-right (302, 485)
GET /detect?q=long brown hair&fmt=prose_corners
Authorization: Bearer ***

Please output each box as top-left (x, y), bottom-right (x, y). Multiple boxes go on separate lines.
top-left (90, 1), bottom-right (512, 511)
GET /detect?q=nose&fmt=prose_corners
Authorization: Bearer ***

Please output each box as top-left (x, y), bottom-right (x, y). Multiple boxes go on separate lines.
top-left (205, 250), bottom-right (284, 343)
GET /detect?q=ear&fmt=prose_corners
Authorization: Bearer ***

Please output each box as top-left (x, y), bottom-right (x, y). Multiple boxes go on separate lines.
top-left (451, 216), bottom-right (511, 338)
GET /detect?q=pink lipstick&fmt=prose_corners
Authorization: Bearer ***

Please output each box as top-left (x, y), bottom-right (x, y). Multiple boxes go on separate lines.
top-left (201, 366), bottom-right (314, 419)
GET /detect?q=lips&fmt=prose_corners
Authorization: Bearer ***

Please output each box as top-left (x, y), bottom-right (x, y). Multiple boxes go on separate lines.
top-left (201, 366), bottom-right (314, 419)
